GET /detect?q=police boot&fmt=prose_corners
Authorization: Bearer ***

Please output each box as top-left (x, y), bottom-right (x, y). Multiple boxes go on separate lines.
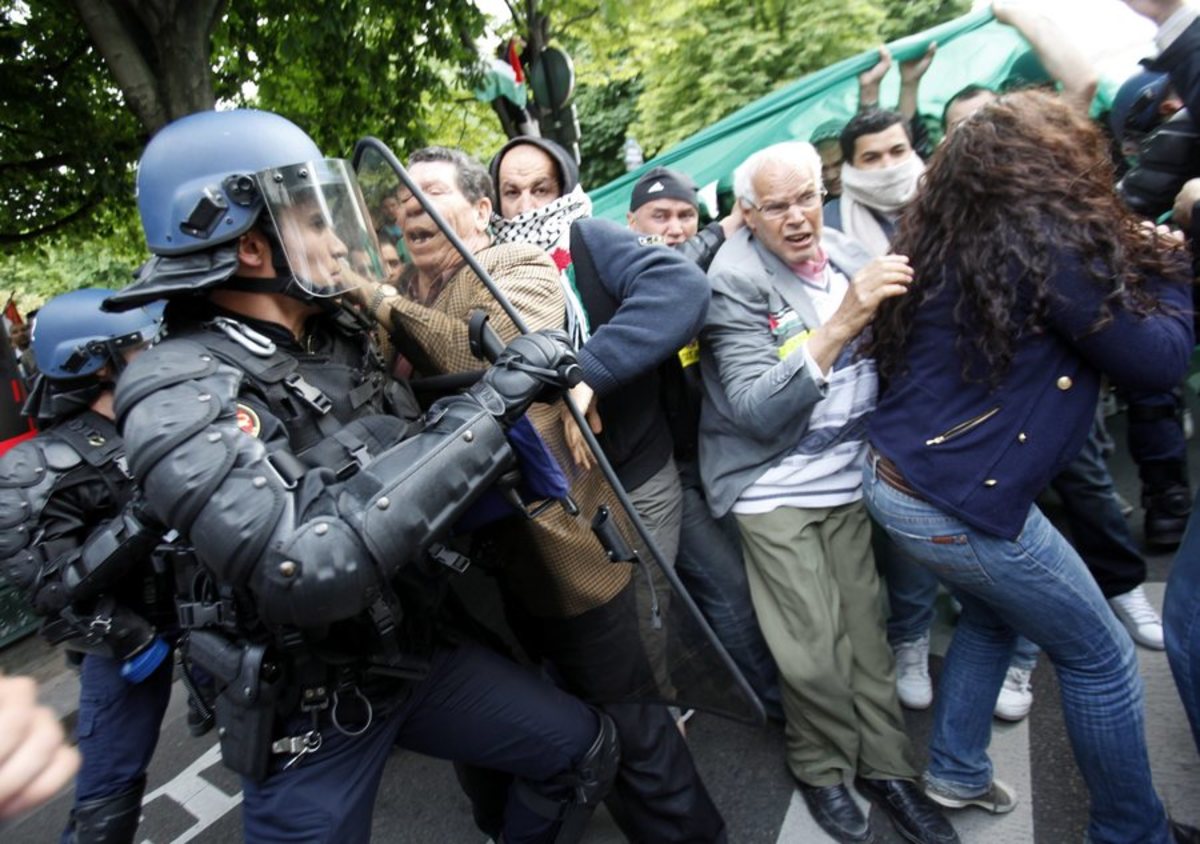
top-left (1142, 460), bottom-right (1192, 551)
top-left (63, 778), bottom-right (145, 844)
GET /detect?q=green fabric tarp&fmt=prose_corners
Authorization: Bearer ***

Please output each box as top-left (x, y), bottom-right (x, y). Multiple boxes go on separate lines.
top-left (588, 8), bottom-right (1120, 221)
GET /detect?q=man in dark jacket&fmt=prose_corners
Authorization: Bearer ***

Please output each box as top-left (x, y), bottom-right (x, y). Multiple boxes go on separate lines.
top-left (626, 167), bottom-right (783, 719)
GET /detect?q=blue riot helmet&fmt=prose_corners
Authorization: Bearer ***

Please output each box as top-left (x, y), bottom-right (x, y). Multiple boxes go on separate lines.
top-left (1110, 69), bottom-right (1172, 144)
top-left (108, 109), bottom-right (385, 310)
top-left (24, 288), bottom-right (165, 424)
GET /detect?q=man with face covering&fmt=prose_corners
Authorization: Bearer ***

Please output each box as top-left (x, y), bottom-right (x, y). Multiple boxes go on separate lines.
top-left (824, 109), bottom-right (925, 257)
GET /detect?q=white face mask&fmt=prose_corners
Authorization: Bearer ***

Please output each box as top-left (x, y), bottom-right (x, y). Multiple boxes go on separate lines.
top-left (839, 154), bottom-right (926, 213)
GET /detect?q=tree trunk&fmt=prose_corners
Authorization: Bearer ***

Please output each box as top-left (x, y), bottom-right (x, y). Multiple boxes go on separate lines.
top-left (70, 0), bottom-right (226, 135)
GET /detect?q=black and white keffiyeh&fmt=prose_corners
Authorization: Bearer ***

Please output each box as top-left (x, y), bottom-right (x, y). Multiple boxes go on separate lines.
top-left (492, 185), bottom-right (593, 348)
top-left (491, 185), bottom-right (592, 251)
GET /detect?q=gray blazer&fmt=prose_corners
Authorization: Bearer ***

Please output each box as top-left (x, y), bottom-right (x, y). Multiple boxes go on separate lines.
top-left (698, 227), bottom-right (872, 517)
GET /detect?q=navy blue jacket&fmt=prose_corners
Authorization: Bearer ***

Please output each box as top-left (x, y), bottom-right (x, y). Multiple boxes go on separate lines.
top-left (570, 217), bottom-right (710, 489)
top-left (869, 251), bottom-right (1193, 539)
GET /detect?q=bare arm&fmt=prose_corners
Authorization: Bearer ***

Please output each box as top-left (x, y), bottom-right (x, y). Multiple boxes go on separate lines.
top-left (898, 43), bottom-right (937, 120)
top-left (858, 46), bottom-right (892, 111)
top-left (994, 1), bottom-right (1098, 113)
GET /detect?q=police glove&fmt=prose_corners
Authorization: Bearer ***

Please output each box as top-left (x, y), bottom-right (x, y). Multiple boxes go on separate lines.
top-left (466, 330), bottom-right (582, 426)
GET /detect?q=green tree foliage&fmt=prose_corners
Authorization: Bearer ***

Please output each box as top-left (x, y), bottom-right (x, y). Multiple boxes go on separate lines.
top-left (630, 0), bottom-right (886, 155)
top-left (539, 0), bottom-right (970, 168)
top-left (1, 0), bottom-right (486, 302)
top-left (214, 2), bottom-right (486, 159)
top-left (878, 0), bottom-right (971, 42)
top-left (0, 1), bottom-right (144, 248)
top-left (575, 75), bottom-right (643, 189)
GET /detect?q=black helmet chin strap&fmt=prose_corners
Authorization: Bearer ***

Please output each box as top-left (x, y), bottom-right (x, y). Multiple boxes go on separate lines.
top-left (22, 375), bottom-right (106, 427)
top-left (253, 219), bottom-right (341, 310)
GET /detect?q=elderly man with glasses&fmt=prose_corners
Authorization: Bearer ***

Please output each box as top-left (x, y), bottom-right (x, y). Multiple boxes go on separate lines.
top-left (697, 141), bottom-right (956, 844)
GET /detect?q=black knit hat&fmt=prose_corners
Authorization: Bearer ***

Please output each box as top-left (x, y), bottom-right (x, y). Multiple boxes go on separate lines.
top-left (488, 136), bottom-right (580, 201)
top-left (628, 166), bottom-right (699, 212)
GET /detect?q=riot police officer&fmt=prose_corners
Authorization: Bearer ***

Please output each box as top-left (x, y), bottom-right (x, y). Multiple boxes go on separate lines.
top-left (0, 288), bottom-right (172, 843)
top-left (105, 109), bottom-right (617, 843)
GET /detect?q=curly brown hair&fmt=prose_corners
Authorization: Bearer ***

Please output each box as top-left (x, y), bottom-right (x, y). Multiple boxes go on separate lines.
top-left (863, 89), bottom-right (1189, 386)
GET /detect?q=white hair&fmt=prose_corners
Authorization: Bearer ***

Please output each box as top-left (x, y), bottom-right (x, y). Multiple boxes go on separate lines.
top-left (732, 141), bottom-right (823, 206)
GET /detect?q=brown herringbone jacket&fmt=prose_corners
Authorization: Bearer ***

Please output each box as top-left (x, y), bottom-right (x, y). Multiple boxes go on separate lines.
top-left (364, 243), bottom-right (632, 618)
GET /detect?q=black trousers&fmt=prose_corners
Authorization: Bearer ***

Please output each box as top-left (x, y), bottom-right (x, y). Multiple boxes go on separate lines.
top-left (461, 583), bottom-right (727, 843)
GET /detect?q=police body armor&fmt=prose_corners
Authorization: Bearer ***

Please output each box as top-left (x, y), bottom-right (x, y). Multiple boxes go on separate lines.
top-left (0, 411), bottom-right (170, 661)
top-left (119, 306), bottom-right (521, 780)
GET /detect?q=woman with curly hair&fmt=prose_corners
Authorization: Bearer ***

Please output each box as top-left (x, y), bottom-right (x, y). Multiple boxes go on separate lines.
top-left (860, 90), bottom-right (1194, 843)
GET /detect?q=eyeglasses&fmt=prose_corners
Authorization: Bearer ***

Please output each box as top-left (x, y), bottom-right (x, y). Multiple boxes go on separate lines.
top-left (747, 188), bottom-right (827, 219)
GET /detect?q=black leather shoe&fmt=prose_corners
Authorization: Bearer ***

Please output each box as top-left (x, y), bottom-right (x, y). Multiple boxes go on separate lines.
top-left (796, 781), bottom-right (873, 843)
top-left (854, 778), bottom-right (959, 844)
top-left (1172, 819), bottom-right (1200, 843)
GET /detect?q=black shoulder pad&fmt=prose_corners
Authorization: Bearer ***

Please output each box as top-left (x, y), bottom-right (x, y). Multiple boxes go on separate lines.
top-left (114, 339), bottom-right (222, 422)
top-left (121, 370), bottom-right (239, 480)
top-left (0, 439), bottom-right (69, 561)
top-left (0, 437), bottom-right (84, 486)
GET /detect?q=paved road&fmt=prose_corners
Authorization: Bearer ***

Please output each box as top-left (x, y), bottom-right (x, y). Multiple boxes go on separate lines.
top-left (5, 406), bottom-right (1200, 843)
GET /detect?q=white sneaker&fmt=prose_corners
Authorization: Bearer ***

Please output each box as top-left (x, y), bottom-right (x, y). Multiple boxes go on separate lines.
top-left (994, 666), bottom-right (1033, 722)
top-left (894, 634), bottom-right (932, 709)
top-left (1109, 586), bottom-right (1165, 650)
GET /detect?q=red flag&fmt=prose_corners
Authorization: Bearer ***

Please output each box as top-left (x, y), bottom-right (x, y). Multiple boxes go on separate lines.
top-left (506, 39), bottom-right (525, 84)
top-left (2, 294), bottom-right (22, 327)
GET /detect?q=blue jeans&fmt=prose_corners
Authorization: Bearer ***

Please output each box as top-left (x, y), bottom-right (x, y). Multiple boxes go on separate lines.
top-left (863, 458), bottom-right (1170, 844)
top-left (674, 461), bottom-right (782, 718)
top-left (1165, 490), bottom-right (1200, 756)
top-left (1052, 411), bottom-right (1147, 598)
top-left (876, 528), bottom-right (940, 646)
top-left (882, 409), bottom-right (1145, 653)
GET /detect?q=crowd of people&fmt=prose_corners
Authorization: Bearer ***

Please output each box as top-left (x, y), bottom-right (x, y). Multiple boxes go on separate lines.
top-left (2, 1), bottom-right (1200, 843)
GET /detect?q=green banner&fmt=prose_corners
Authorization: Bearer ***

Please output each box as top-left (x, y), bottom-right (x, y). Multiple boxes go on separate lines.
top-left (589, 9), bottom-right (1120, 221)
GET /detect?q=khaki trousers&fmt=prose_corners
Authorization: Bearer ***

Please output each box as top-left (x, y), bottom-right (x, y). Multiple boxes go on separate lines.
top-left (736, 500), bottom-right (916, 786)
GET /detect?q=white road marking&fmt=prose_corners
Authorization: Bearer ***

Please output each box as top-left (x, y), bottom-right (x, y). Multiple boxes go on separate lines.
top-left (138, 742), bottom-right (242, 844)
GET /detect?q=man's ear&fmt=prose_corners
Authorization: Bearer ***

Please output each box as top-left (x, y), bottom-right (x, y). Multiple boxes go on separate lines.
top-left (237, 229), bottom-right (273, 276)
top-left (626, 211), bottom-right (636, 229)
top-left (475, 197), bottom-right (493, 232)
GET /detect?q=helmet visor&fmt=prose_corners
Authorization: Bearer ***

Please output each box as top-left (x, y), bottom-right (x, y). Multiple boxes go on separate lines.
top-left (257, 158), bottom-right (386, 297)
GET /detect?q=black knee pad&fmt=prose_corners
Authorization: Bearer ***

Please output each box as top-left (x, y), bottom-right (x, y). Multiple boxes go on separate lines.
top-left (513, 709), bottom-right (620, 843)
top-left (64, 777), bottom-right (146, 844)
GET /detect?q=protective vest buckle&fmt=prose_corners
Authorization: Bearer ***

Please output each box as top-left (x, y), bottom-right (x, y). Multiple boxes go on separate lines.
top-left (283, 373), bottom-right (333, 415)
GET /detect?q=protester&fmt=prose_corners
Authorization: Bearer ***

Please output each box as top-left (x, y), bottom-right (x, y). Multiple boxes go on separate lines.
top-left (379, 241), bottom-right (404, 285)
top-left (356, 145), bottom-right (728, 843)
top-left (490, 137), bottom-right (592, 348)
top-left (1125, 0), bottom-right (1200, 785)
top-left (809, 122), bottom-right (846, 201)
top-left (862, 90), bottom-right (1194, 842)
top-left (105, 109), bottom-right (615, 843)
top-left (699, 140), bottom-right (956, 844)
top-left (8, 320), bottom-right (37, 384)
top-left (892, 40), bottom-right (1166, 726)
top-left (489, 137), bottom-right (713, 734)
top-left (626, 166), bottom-right (783, 720)
top-left (824, 109), bottom-right (925, 255)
